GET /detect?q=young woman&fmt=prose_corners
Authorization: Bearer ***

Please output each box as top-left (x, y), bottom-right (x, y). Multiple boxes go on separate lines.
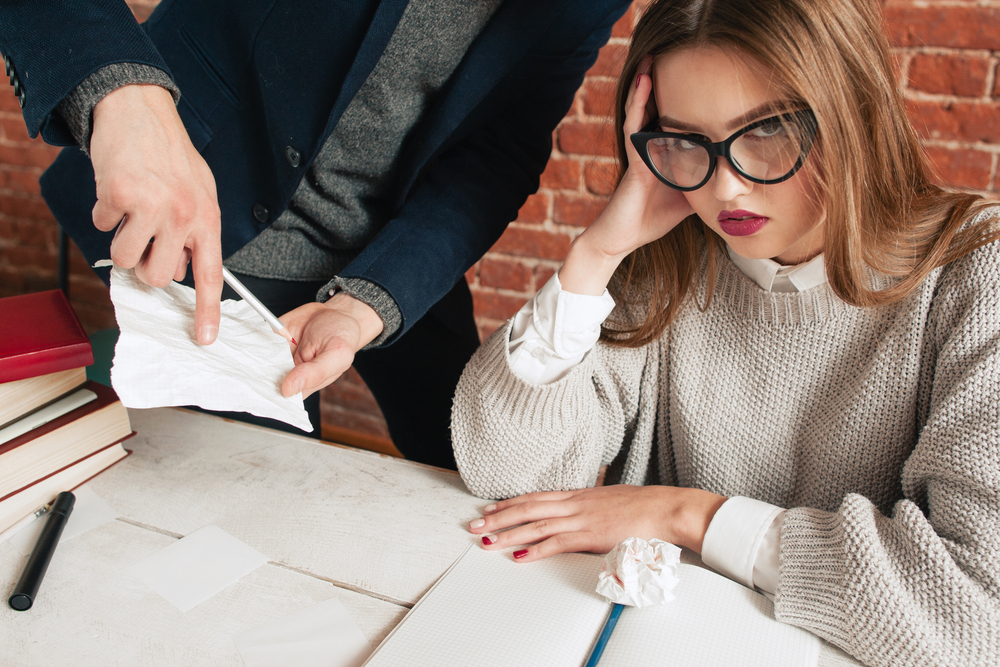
top-left (451, 1), bottom-right (1000, 665)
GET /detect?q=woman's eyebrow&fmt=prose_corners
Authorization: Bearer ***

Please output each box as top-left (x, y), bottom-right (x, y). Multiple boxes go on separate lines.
top-left (656, 100), bottom-right (795, 133)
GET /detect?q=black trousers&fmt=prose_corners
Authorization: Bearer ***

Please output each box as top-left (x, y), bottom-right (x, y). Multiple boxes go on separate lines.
top-left (204, 273), bottom-right (480, 470)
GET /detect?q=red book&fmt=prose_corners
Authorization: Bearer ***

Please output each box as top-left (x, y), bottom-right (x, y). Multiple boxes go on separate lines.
top-left (0, 290), bottom-right (94, 384)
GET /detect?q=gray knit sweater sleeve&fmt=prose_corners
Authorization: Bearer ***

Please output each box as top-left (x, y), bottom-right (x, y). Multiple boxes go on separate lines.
top-left (774, 237), bottom-right (1000, 667)
top-left (55, 63), bottom-right (180, 153)
top-left (452, 318), bottom-right (660, 498)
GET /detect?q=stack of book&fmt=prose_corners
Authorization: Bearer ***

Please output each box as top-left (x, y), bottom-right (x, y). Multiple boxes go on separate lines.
top-left (0, 290), bottom-right (134, 536)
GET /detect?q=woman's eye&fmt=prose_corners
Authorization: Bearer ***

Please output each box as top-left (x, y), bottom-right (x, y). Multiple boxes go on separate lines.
top-left (747, 122), bottom-right (787, 139)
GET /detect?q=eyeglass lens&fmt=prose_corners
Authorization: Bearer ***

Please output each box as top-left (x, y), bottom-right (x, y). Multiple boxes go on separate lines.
top-left (646, 117), bottom-right (808, 188)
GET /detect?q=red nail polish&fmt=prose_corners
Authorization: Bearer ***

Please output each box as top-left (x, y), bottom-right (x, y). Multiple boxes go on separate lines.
top-left (482, 536), bottom-right (494, 546)
top-left (636, 74), bottom-right (641, 89)
top-left (513, 549), bottom-right (528, 559)
top-left (291, 337), bottom-right (298, 345)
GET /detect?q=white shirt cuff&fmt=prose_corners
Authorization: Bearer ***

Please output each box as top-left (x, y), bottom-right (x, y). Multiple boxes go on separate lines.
top-left (508, 272), bottom-right (615, 384)
top-left (701, 496), bottom-right (785, 594)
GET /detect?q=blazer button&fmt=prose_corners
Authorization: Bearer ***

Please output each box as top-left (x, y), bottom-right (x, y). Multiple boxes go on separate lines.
top-left (252, 203), bottom-right (269, 223)
top-left (18, 89), bottom-right (25, 109)
top-left (285, 146), bottom-right (301, 168)
top-left (3, 55), bottom-right (10, 77)
top-left (12, 77), bottom-right (20, 97)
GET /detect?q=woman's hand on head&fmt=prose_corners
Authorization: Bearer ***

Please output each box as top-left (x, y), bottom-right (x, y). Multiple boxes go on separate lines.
top-left (559, 56), bottom-right (695, 296)
top-left (468, 485), bottom-right (727, 563)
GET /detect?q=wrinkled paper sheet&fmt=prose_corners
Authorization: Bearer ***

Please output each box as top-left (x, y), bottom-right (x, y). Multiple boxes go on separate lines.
top-left (100, 262), bottom-right (312, 432)
top-left (596, 537), bottom-right (682, 607)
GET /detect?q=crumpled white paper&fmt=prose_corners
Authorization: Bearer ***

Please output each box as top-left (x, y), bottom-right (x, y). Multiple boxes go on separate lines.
top-left (595, 537), bottom-right (682, 607)
top-left (99, 261), bottom-right (312, 432)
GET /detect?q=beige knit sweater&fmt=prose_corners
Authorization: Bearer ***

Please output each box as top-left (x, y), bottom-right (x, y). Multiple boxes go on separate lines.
top-left (452, 217), bottom-right (1000, 667)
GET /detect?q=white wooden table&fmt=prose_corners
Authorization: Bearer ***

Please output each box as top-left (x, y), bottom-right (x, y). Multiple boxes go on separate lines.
top-left (0, 408), bottom-right (861, 666)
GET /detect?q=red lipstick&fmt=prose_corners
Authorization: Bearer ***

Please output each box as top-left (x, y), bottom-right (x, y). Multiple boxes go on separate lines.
top-left (717, 209), bottom-right (768, 237)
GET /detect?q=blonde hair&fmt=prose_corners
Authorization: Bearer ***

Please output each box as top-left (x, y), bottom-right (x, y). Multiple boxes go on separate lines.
top-left (603, 0), bottom-right (1000, 346)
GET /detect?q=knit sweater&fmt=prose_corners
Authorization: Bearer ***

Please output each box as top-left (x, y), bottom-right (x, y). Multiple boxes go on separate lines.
top-left (452, 211), bottom-right (1000, 667)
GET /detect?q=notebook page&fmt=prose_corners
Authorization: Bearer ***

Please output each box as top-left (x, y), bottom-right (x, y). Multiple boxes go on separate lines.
top-left (602, 564), bottom-right (819, 667)
top-left (362, 546), bottom-right (610, 667)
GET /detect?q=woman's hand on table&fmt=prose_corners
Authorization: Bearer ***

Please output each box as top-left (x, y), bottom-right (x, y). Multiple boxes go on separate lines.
top-left (468, 485), bottom-right (727, 562)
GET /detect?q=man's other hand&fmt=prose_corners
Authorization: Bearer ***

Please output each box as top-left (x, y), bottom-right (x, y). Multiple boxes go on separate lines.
top-left (279, 293), bottom-right (385, 398)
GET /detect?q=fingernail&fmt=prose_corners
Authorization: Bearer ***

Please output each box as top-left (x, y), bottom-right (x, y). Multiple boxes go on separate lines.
top-left (469, 518), bottom-right (485, 530)
top-left (513, 549), bottom-right (529, 559)
top-left (290, 378), bottom-right (304, 396)
top-left (484, 504), bottom-right (497, 514)
top-left (481, 534), bottom-right (496, 546)
top-left (636, 74), bottom-right (641, 89)
top-left (291, 337), bottom-right (298, 345)
top-left (198, 325), bottom-right (217, 344)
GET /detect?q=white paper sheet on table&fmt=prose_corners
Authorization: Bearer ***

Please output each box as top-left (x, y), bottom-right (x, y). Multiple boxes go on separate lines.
top-left (7, 485), bottom-right (119, 554)
top-left (128, 525), bottom-right (269, 612)
top-left (234, 597), bottom-right (373, 667)
top-left (100, 262), bottom-right (312, 432)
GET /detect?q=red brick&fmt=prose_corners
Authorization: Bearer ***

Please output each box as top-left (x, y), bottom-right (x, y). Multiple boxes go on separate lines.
top-left (557, 122), bottom-right (616, 158)
top-left (464, 263), bottom-right (478, 286)
top-left (539, 157), bottom-right (581, 190)
top-left (906, 100), bottom-right (1000, 144)
top-left (584, 160), bottom-right (619, 196)
top-left (515, 192), bottom-right (550, 224)
top-left (127, 0), bottom-right (159, 23)
top-left (534, 264), bottom-right (557, 289)
top-left (320, 407), bottom-right (390, 441)
top-left (923, 146), bottom-right (993, 191)
top-left (479, 257), bottom-right (532, 292)
top-left (477, 322), bottom-right (501, 343)
top-left (0, 168), bottom-right (43, 194)
top-left (994, 64), bottom-right (1000, 99)
top-left (325, 378), bottom-right (383, 414)
top-left (0, 89), bottom-right (24, 113)
top-left (0, 117), bottom-right (32, 143)
top-left (907, 54), bottom-right (990, 98)
top-left (884, 5), bottom-right (1000, 50)
top-left (472, 290), bottom-right (528, 321)
top-left (0, 144), bottom-right (60, 169)
top-left (611, 5), bottom-right (635, 39)
top-left (15, 219), bottom-right (58, 248)
top-left (581, 78), bottom-right (617, 119)
top-left (490, 226), bottom-right (571, 260)
top-left (552, 193), bottom-right (607, 227)
top-left (587, 43), bottom-right (628, 78)
top-left (0, 194), bottom-right (54, 221)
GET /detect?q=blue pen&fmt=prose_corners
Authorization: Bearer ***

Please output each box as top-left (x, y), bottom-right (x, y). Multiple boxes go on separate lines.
top-left (584, 603), bottom-right (624, 667)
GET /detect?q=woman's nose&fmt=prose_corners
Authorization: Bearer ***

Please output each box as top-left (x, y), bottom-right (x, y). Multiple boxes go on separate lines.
top-left (710, 157), bottom-right (753, 202)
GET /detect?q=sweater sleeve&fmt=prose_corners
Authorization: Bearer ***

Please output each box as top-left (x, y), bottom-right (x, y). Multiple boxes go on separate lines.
top-left (774, 237), bottom-right (1000, 667)
top-left (452, 317), bottom-right (661, 500)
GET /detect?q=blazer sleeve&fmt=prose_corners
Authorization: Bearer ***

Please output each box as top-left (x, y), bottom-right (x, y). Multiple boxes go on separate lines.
top-left (0, 0), bottom-right (170, 146)
top-left (337, 2), bottom-right (629, 344)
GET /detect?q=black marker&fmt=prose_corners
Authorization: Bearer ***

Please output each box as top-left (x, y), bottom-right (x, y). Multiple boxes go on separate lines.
top-left (8, 491), bottom-right (75, 611)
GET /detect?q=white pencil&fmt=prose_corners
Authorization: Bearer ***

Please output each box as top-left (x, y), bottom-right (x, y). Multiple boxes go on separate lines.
top-left (222, 267), bottom-right (296, 345)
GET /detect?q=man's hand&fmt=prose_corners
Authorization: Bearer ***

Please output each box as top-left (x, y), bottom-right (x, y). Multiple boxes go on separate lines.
top-left (279, 293), bottom-right (385, 398)
top-left (90, 84), bottom-right (223, 345)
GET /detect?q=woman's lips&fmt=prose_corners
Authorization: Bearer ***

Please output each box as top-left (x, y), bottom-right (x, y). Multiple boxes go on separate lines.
top-left (717, 209), bottom-right (768, 237)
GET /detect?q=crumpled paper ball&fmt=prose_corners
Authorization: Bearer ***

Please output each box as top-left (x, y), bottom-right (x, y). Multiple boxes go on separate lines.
top-left (595, 537), bottom-right (682, 607)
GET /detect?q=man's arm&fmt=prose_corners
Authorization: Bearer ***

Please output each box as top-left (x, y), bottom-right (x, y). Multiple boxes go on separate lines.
top-left (0, 1), bottom-right (224, 344)
top-left (280, 1), bottom-right (630, 398)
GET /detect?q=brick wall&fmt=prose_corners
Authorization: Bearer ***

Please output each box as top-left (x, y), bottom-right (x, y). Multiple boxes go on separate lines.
top-left (2, 1), bottom-right (998, 451)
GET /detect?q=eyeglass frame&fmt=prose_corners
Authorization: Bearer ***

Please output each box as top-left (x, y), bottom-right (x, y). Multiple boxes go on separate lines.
top-left (629, 108), bottom-right (819, 192)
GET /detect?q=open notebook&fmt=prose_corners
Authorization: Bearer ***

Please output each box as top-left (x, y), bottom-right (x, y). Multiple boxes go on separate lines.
top-left (363, 546), bottom-right (819, 667)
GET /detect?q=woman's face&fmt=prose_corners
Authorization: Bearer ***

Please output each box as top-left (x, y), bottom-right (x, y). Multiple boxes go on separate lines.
top-left (651, 46), bottom-right (825, 265)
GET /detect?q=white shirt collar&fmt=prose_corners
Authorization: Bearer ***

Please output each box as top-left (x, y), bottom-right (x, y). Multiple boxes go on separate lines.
top-left (726, 245), bottom-right (827, 293)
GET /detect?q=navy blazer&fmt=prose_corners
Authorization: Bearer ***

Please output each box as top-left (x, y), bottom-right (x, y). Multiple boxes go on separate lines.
top-left (0, 0), bottom-right (629, 343)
